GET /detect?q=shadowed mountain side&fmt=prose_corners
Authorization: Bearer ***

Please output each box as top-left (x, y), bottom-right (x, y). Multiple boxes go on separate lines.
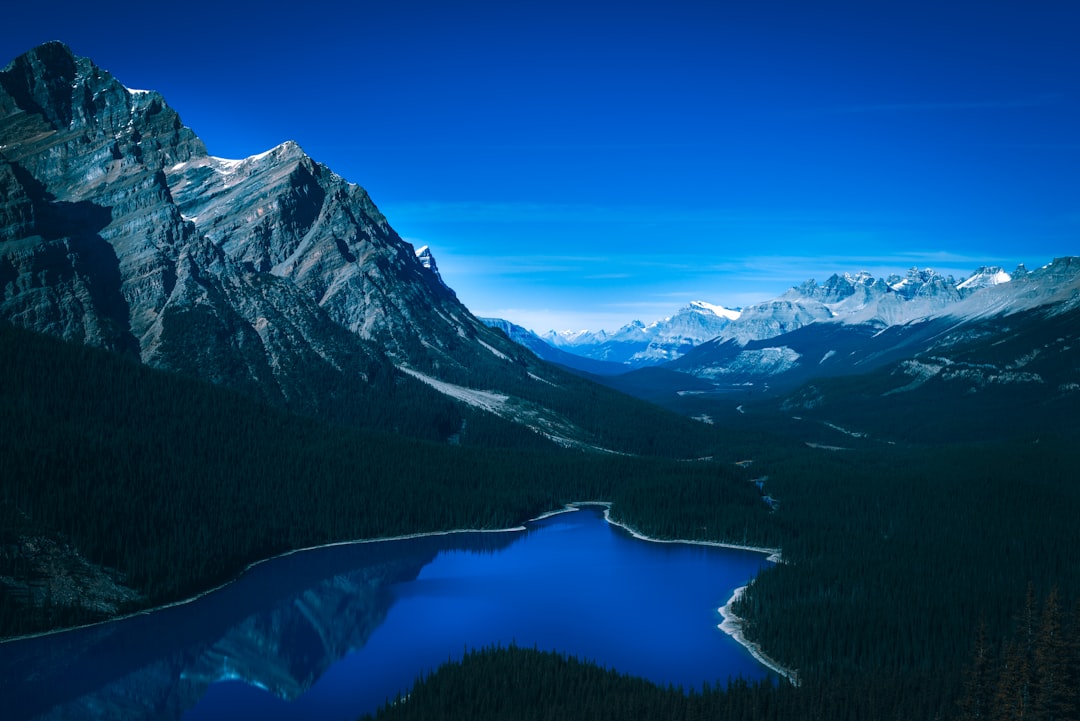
top-left (0, 42), bottom-right (731, 455)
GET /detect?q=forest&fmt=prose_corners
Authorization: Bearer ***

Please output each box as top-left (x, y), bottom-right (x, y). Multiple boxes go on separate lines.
top-left (1, 321), bottom-right (1078, 720)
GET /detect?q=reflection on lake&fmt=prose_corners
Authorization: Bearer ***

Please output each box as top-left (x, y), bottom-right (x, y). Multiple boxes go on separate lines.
top-left (1, 506), bottom-right (772, 720)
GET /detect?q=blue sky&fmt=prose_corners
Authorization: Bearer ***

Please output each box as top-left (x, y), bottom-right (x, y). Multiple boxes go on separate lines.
top-left (4, 1), bottom-right (1078, 332)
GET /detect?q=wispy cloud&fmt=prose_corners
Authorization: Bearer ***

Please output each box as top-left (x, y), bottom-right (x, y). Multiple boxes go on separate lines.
top-left (809, 95), bottom-right (1062, 115)
top-left (385, 201), bottom-right (893, 228)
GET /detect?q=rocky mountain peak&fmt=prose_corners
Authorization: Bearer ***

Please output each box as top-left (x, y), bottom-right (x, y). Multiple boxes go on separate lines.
top-left (0, 41), bottom-right (80, 129)
top-left (956, 266), bottom-right (1011, 292)
top-left (1, 42), bottom-right (548, 429)
top-left (687, 300), bottom-right (741, 320)
top-left (414, 245), bottom-right (455, 296)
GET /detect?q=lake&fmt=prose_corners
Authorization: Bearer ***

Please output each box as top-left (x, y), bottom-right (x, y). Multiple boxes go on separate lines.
top-left (1, 505), bottom-right (773, 720)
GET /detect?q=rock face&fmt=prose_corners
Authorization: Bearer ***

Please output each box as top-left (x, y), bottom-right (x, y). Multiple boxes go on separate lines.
top-left (0, 42), bottom-right (542, 419)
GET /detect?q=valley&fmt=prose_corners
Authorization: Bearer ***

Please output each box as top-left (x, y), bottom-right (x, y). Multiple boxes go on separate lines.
top-left (2, 41), bottom-right (1079, 721)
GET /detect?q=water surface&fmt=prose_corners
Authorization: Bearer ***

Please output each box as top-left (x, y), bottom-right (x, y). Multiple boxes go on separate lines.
top-left (1, 506), bottom-right (772, 720)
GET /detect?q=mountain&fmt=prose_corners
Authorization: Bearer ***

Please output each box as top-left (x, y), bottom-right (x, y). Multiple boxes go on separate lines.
top-left (567, 260), bottom-right (1072, 388)
top-left (414, 244), bottom-right (454, 295)
top-left (0, 42), bottom-right (719, 455)
top-left (539, 301), bottom-right (740, 368)
top-left (637, 257), bottom-right (1080, 440)
top-left (480, 317), bottom-right (628, 375)
top-left (543, 265), bottom-right (1035, 375)
top-left (534, 266), bottom-right (1004, 370)
top-left (774, 297), bottom-right (1080, 443)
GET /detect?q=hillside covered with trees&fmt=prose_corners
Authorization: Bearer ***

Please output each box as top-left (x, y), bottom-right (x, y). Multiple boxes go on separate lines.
top-left (2, 322), bottom-right (1078, 720)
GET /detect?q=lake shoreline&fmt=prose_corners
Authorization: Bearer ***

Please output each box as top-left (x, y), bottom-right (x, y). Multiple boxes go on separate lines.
top-left (3, 501), bottom-right (797, 687)
top-left (718, 587), bottom-right (799, 685)
top-left (568, 502), bottom-right (798, 685)
top-left (0, 523), bottom-right (528, 645)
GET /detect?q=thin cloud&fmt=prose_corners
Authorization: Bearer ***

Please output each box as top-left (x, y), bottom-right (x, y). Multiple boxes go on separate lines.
top-left (810, 95), bottom-right (1061, 114)
top-left (384, 201), bottom-right (895, 228)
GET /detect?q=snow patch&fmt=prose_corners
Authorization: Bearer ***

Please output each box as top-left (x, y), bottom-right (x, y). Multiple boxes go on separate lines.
top-left (208, 143), bottom-right (294, 176)
top-left (691, 300), bottom-right (742, 321)
top-left (957, 267), bottom-right (1011, 290)
top-left (209, 156), bottom-right (245, 175)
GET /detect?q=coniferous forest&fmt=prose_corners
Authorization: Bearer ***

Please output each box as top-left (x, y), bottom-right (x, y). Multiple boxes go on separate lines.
top-left (2, 321), bottom-right (1079, 720)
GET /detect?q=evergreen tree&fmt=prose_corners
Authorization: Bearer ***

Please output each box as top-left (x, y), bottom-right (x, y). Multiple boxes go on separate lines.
top-left (992, 635), bottom-right (1032, 721)
top-left (959, 619), bottom-right (996, 721)
top-left (1033, 588), bottom-right (1070, 721)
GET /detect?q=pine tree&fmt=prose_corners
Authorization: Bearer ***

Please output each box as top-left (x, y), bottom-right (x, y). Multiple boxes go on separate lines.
top-left (993, 585), bottom-right (1038, 721)
top-left (959, 619), bottom-right (996, 721)
top-left (1033, 588), bottom-right (1072, 721)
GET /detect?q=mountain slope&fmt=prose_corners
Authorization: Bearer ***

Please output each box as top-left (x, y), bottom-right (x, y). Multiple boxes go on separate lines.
top-left (774, 301), bottom-right (1080, 443)
top-left (579, 258), bottom-right (1080, 442)
top-left (667, 258), bottom-right (1080, 389)
top-left (0, 42), bottom-right (724, 455)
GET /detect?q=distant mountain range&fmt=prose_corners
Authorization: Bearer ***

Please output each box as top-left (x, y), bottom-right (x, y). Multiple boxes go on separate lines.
top-left (480, 301), bottom-right (741, 373)
top-left (505, 258), bottom-right (1080, 441)
top-left (495, 264), bottom-right (1037, 373)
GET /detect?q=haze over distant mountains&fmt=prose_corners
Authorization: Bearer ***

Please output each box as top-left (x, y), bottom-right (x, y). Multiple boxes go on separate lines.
top-left (488, 260), bottom-right (1075, 371)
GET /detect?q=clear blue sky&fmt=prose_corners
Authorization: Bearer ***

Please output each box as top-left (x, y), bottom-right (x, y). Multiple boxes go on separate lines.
top-left (4, 1), bottom-right (1078, 332)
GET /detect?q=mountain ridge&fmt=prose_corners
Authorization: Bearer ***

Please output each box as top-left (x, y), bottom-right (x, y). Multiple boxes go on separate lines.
top-left (509, 259), bottom-right (1077, 373)
top-left (0, 41), bottom-right (723, 455)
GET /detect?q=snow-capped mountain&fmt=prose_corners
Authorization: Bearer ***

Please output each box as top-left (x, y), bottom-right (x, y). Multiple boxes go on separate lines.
top-left (539, 300), bottom-right (740, 367)
top-left (529, 257), bottom-right (1080, 440)
top-left (955, 265), bottom-right (1011, 291)
top-left (414, 244), bottom-right (454, 295)
top-left (667, 257), bottom-right (1080, 395)
top-left (538, 265), bottom-right (1021, 369)
top-left (721, 266), bottom-right (972, 343)
top-left (544, 264), bottom-right (1055, 374)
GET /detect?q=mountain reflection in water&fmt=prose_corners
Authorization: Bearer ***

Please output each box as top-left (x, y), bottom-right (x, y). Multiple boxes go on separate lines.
top-left (2, 507), bottom-right (771, 720)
